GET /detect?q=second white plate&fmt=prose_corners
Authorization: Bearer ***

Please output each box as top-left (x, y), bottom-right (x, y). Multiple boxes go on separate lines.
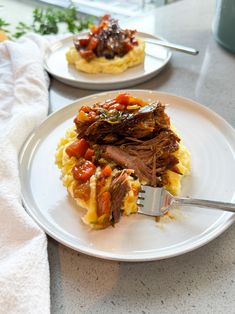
top-left (44, 32), bottom-right (171, 90)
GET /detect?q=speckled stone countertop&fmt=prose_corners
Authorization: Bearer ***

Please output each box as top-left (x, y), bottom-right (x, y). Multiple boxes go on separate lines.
top-left (48, 0), bottom-right (235, 313)
top-left (4, 0), bottom-right (235, 312)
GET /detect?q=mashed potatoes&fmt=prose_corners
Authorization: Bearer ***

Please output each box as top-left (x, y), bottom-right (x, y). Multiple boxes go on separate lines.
top-left (66, 39), bottom-right (145, 74)
top-left (55, 126), bottom-right (190, 228)
top-left (165, 143), bottom-right (190, 196)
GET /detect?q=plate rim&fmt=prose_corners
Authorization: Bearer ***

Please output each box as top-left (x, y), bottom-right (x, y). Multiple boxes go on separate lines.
top-left (43, 32), bottom-right (172, 89)
top-left (19, 90), bottom-right (235, 262)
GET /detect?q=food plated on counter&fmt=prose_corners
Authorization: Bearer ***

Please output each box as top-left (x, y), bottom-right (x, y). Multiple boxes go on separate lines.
top-left (66, 15), bottom-right (145, 74)
top-left (19, 89), bottom-right (235, 259)
top-left (44, 16), bottom-right (171, 89)
top-left (55, 92), bottom-right (190, 229)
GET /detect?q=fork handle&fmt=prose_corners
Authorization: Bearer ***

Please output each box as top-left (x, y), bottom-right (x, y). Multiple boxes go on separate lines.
top-left (172, 197), bottom-right (235, 213)
top-left (145, 38), bottom-right (199, 55)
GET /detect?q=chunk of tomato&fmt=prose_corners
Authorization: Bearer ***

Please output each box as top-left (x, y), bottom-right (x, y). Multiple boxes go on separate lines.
top-left (115, 93), bottom-right (130, 106)
top-left (78, 37), bottom-right (89, 47)
top-left (72, 160), bottom-right (96, 182)
top-left (65, 138), bottom-right (89, 159)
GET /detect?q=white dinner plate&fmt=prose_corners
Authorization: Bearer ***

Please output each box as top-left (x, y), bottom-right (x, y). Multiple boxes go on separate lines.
top-left (19, 90), bottom-right (235, 262)
top-left (44, 32), bottom-right (171, 90)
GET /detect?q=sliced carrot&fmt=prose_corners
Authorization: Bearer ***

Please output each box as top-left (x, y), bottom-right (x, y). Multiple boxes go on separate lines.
top-left (97, 191), bottom-right (111, 217)
top-left (101, 165), bottom-right (112, 178)
top-left (84, 148), bottom-right (94, 160)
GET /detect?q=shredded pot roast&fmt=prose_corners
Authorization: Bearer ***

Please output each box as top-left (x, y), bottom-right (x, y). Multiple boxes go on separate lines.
top-left (74, 93), bottom-right (181, 187)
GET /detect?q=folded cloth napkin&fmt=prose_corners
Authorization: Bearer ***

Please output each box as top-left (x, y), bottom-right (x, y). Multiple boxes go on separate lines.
top-left (0, 34), bottom-right (50, 313)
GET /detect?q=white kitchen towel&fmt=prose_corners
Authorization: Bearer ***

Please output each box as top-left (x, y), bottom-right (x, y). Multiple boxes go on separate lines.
top-left (0, 34), bottom-right (50, 314)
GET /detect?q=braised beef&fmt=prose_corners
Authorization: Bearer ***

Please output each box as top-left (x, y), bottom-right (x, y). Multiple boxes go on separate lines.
top-left (74, 15), bottom-right (138, 61)
top-left (101, 129), bottom-right (180, 186)
top-left (109, 172), bottom-right (130, 223)
top-left (102, 146), bottom-right (151, 183)
top-left (75, 102), bottom-right (169, 144)
top-left (75, 96), bottom-right (181, 188)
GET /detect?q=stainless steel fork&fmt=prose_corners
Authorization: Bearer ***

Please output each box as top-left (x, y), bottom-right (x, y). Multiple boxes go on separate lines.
top-left (145, 38), bottom-right (199, 55)
top-left (137, 186), bottom-right (235, 216)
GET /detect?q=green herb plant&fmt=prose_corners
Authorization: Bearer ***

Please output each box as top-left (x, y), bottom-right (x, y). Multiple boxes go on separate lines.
top-left (0, 5), bottom-right (94, 39)
top-left (0, 18), bottom-right (10, 33)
